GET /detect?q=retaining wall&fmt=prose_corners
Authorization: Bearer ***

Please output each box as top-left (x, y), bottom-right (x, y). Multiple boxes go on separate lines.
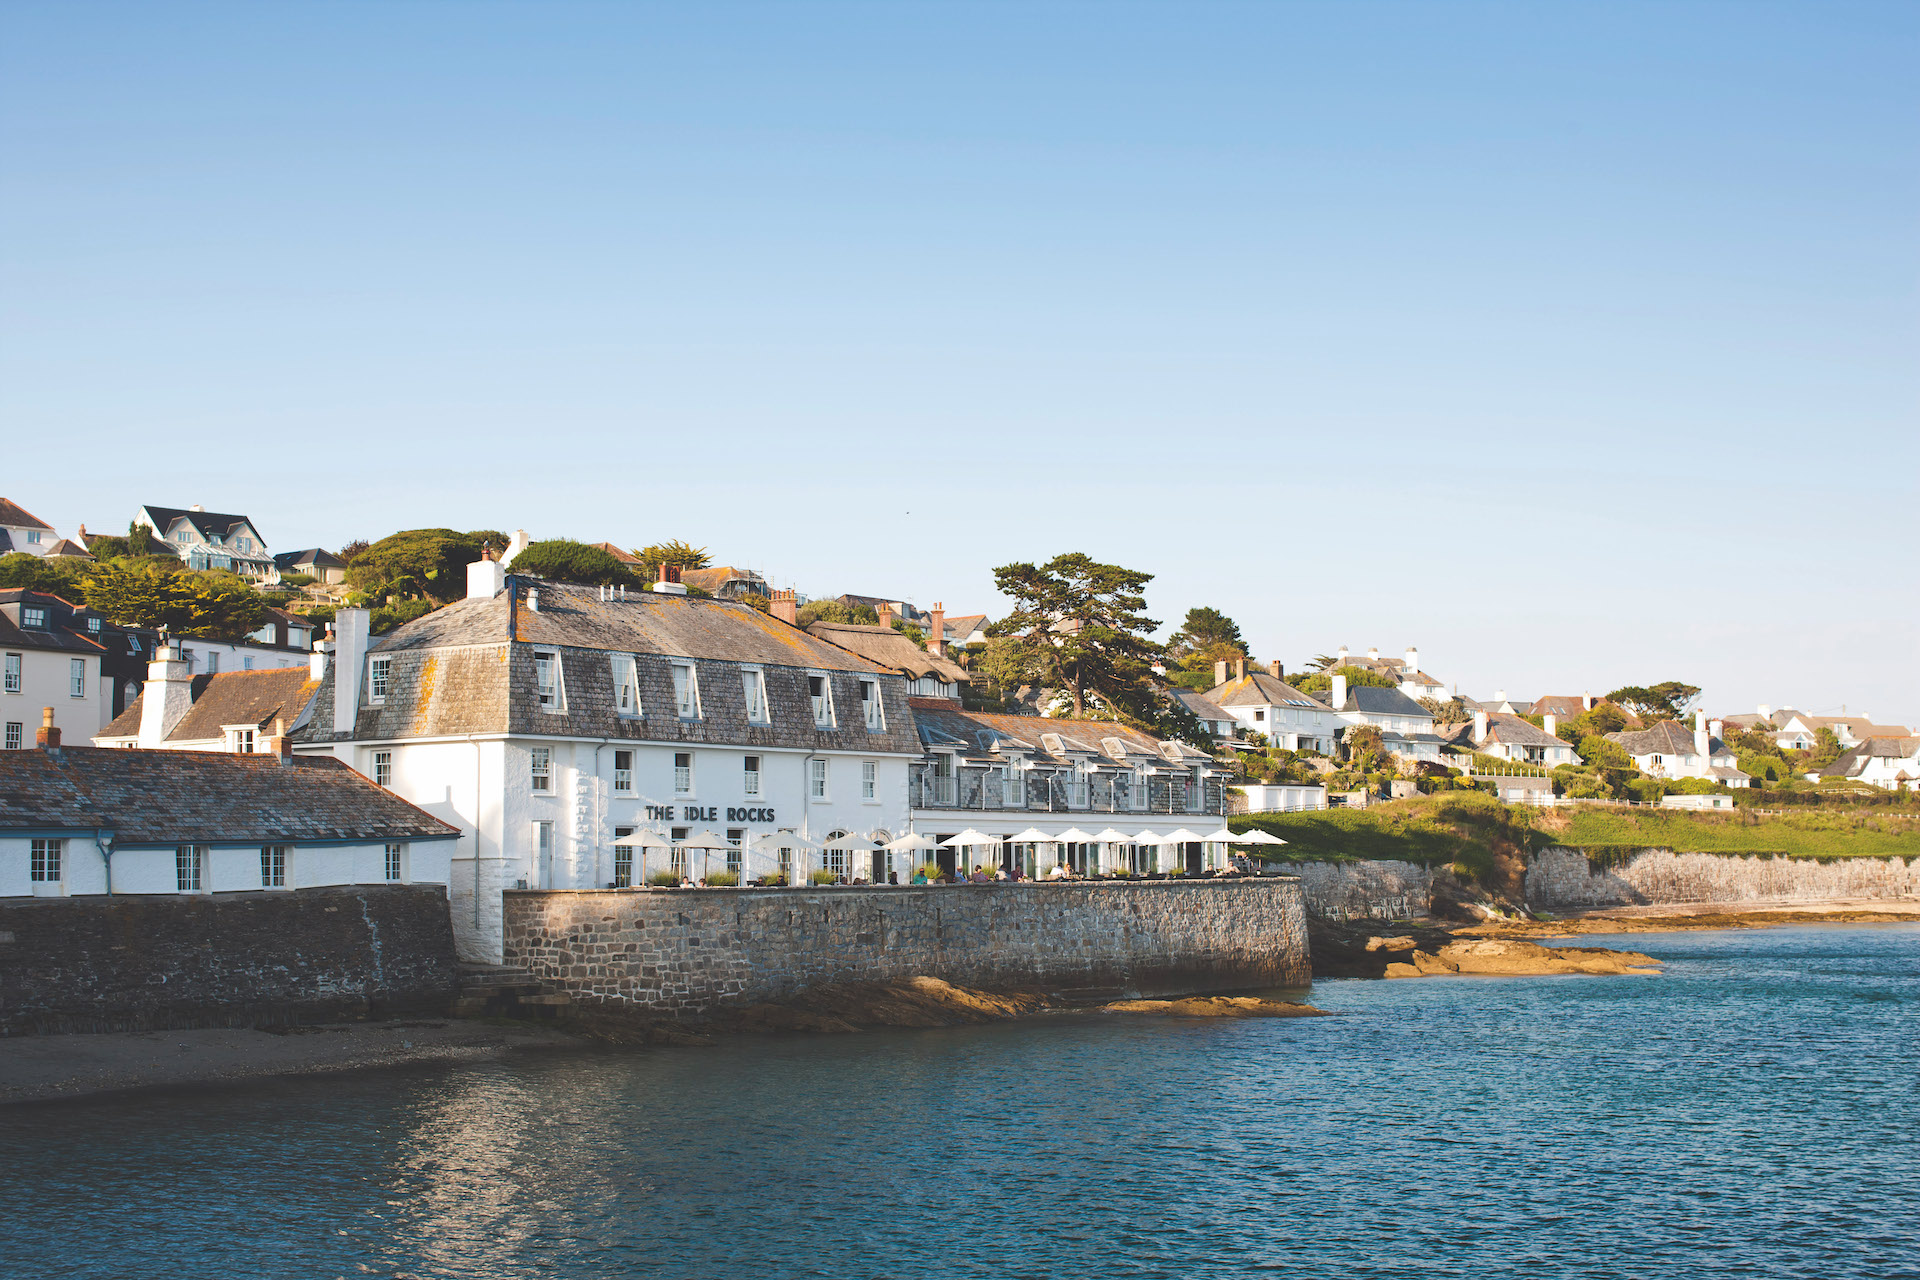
top-left (503, 879), bottom-right (1310, 1014)
top-left (1266, 860), bottom-right (1438, 919)
top-left (0, 885), bottom-right (460, 1035)
top-left (1526, 847), bottom-right (1920, 909)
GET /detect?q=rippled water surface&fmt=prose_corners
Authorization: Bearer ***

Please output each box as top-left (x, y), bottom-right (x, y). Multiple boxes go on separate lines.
top-left (4, 924), bottom-right (1919, 1279)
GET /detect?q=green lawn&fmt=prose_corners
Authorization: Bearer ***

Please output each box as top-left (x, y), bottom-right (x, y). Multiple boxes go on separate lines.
top-left (1235, 795), bottom-right (1920, 867)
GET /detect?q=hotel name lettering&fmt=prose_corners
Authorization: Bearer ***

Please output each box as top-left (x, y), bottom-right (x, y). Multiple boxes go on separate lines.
top-left (644, 805), bottom-right (778, 824)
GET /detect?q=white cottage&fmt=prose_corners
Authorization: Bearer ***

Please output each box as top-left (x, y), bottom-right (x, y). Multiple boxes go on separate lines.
top-left (292, 564), bottom-right (922, 963)
top-left (1606, 712), bottom-right (1752, 787)
top-left (1207, 661), bottom-right (1339, 753)
top-left (136, 503), bottom-right (276, 580)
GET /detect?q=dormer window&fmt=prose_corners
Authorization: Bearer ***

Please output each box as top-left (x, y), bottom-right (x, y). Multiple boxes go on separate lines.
top-left (860, 678), bottom-right (882, 731)
top-left (20, 606), bottom-right (46, 630)
top-left (1131, 764), bottom-right (1150, 810)
top-left (742, 668), bottom-right (770, 725)
top-left (369, 657), bottom-right (391, 703)
top-left (175, 530), bottom-right (191, 543)
top-left (671, 663), bottom-right (700, 719)
top-left (612, 654), bottom-right (642, 718)
top-left (535, 650), bottom-right (563, 712)
top-left (809, 674), bottom-right (835, 728)
top-left (86, 617), bottom-right (100, 634)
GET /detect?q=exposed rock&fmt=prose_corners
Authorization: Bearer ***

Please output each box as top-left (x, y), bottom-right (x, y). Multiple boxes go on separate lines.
top-left (1307, 915), bottom-right (1660, 979)
top-left (1101, 996), bottom-right (1328, 1018)
top-left (1434, 939), bottom-right (1660, 976)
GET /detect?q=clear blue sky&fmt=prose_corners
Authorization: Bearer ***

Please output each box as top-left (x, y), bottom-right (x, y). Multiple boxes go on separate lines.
top-left (3, 3), bottom-right (1915, 723)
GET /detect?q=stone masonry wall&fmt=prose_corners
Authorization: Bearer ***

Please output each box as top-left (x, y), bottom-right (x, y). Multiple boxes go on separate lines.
top-left (0, 885), bottom-right (460, 1035)
top-left (503, 879), bottom-right (1310, 1014)
top-left (1266, 860), bottom-right (1437, 919)
top-left (1526, 847), bottom-right (1920, 909)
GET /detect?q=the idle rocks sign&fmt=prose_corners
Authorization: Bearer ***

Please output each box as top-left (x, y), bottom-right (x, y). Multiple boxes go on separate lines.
top-left (644, 805), bottom-right (778, 824)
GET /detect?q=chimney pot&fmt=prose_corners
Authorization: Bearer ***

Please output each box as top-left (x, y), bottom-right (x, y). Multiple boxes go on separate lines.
top-left (877, 604), bottom-right (895, 630)
top-left (770, 589), bottom-right (798, 626)
top-left (36, 706), bottom-right (60, 750)
top-left (1234, 657), bottom-right (1247, 681)
top-left (928, 603), bottom-right (946, 656)
top-left (1268, 659), bottom-right (1282, 679)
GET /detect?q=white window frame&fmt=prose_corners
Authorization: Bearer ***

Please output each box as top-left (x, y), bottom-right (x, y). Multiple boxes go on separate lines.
top-left (369, 656), bottom-right (391, 703)
top-left (674, 751), bottom-right (693, 796)
top-left (383, 842), bottom-right (407, 883)
top-left (229, 727), bottom-right (256, 754)
top-left (742, 667), bottom-right (770, 725)
top-left (743, 754), bottom-right (761, 797)
top-left (614, 749), bottom-right (634, 794)
top-left (176, 844), bottom-right (206, 893)
top-left (534, 650), bottom-right (564, 713)
top-left (613, 827), bottom-right (635, 888)
top-left (3, 654), bottom-right (18, 694)
top-left (611, 654), bottom-right (642, 719)
top-left (809, 673), bottom-right (835, 728)
top-left (1131, 765), bottom-right (1150, 811)
top-left (374, 749), bottom-right (392, 788)
top-left (261, 844), bottom-right (288, 888)
top-left (671, 662), bottom-right (701, 721)
top-left (531, 745), bottom-right (552, 793)
top-left (809, 757), bottom-right (829, 801)
top-left (31, 838), bottom-right (63, 884)
top-left (24, 530), bottom-right (40, 545)
top-left (205, 651), bottom-right (218, 675)
top-left (3, 722), bottom-right (20, 750)
top-left (21, 606), bottom-right (46, 629)
top-left (69, 658), bottom-right (86, 698)
top-left (861, 759), bottom-right (877, 801)
top-left (861, 678), bottom-right (884, 731)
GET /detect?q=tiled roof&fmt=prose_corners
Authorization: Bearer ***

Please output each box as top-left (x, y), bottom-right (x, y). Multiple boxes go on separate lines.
top-left (97, 668), bottom-right (321, 744)
top-left (942, 613), bottom-right (990, 639)
top-left (1476, 713), bottom-right (1567, 748)
top-left (274, 548), bottom-right (345, 571)
top-left (589, 542), bottom-right (642, 565)
top-left (0, 498), bottom-right (53, 531)
top-left (42, 538), bottom-right (92, 558)
top-left (680, 565), bottom-right (764, 593)
top-left (1208, 671), bottom-right (1330, 711)
top-left (1528, 695), bottom-right (1591, 718)
top-left (0, 746), bottom-right (459, 845)
top-left (911, 705), bottom-right (1184, 763)
top-left (1607, 721), bottom-right (1727, 757)
top-left (806, 621), bottom-right (969, 683)
top-left (1338, 686), bottom-right (1431, 718)
top-left (141, 505), bottom-right (261, 544)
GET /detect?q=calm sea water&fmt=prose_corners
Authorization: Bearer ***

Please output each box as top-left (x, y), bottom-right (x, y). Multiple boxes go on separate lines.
top-left (3, 924), bottom-right (1918, 1279)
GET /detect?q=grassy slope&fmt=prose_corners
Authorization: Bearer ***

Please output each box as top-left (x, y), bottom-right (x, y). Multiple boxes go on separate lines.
top-left (1237, 797), bottom-right (1920, 865)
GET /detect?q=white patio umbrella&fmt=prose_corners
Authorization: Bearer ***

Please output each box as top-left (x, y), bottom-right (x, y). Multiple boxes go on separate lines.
top-left (1196, 828), bottom-right (1238, 843)
top-left (750, 831), bottom-right (821, 884)
top-left (884, 833), bottom-right (940, 852)
top-left (823, 833), bottom-right (880, 851)
top-left (1008, 827), bottom-right (1057, 843)
top-left (611, 828), bottom-right (673, 886)
top-left (1159, 828), bottom-right (1210, 844)
top-left (1227, 829), bottom-right (1289, 846)
top-left (1132, 829), bottom-right (1174, 844)
top-left (1053, 827), bottom-right (1097, 843)
top-left (938, 828), bottom-right (997, 874)
top-left (678, 829), bottom-right (734, 882)
top-left (1091, 828), bottom-right (1134, 843)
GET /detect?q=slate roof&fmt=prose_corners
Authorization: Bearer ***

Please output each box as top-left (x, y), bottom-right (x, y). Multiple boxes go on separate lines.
top-left (42, 538), bottom-right (92, 559)
top-left (681, 565), bottom-right (765, 594)
top-left (0, 746), bottom-right (459, 845)
top-left (97, 667), bottom-right (321, 744)
top-left (1209, 671), bottom-right (1331, 711)
top-left (1170, 688), bottom-right (1236, 726)
top-left (0, 498), bottom-right (53, 531)
top-left (0, 589), bottom-right (106, 655)
top-left (1336, 686), bottom-right (1432, 718)
top-left (294, 578), bottom-right (921, 755)
top-left (1528, 695), bottom-right (1592, 719)
top-left (274, 548), bottom-right (345, 572)
top-left (910, 705), bottom-right (1204, 764)
top-left (806, 621), bottom-right (969, 683)
top-left (1821, 738), bottom-right (1920, 778)
top-left (941, 613), bottom-right (991, 642)
top-left (1607, 721), bottom-right (1727, 757)
top-left (141, 505), bottom-right (263, 544)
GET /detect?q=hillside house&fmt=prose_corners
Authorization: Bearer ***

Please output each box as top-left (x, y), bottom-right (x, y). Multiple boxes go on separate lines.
top-left (0, 498), bottom-right (56, 557)
top-left (136, 504), bottom-right (275, 581)
top-left (1819, 738), bottom-right (1920, 791)
top-left (1438, 710), bottom-right (1581, 767)
top-left (1328, 675), bottom-right (1444, 763)
top-left (1606, 712), bottom-right (1752, 786)
top-left (1207, 660), bottom-right (1338, 753)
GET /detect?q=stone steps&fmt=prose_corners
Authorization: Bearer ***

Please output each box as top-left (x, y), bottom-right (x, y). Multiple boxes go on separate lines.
top-left (452, 964), bottom-right (564, 1019)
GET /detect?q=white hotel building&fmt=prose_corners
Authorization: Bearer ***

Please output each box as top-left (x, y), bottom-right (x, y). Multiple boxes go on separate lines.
top-left (292, 561), bottom-right (922, 962)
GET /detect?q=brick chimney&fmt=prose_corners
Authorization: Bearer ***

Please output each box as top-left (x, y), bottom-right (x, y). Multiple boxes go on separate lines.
top-left (770, 589), bottom-right (798, 626)
top-left (877, 604), bottom-right (895, 631)
top-left (1268, 660), bottom-right (1283, 679)
top-left (265, 715), bottom-right (293, 761)
top-left (35, 706), bottom-right (60, 749)
top-left (928, 603), bottom-right (946, 656)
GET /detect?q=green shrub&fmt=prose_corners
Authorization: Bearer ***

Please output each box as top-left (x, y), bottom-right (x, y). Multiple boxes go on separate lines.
top-left (705, 870), bottom-right (740, 887)
top-left (914, 862), bottom-right (942, 881)
top-left (647, 870), bottom-right (680, 887)
top-left (1625, 777), bottom-right (1667, 804)
top-left (757, 873), bottom-right (789, 887)
top-left (809, 868), bottom-right (840, 885)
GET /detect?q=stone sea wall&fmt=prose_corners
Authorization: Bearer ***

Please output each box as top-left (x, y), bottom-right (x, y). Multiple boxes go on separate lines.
top-left (503, 879), bottom-right (1311, 1014)
top-left (0, 885), bottom-right (460, 1036)
top-left (1266, 860), bottom-right (1437, 919)
top-left (1526, 847), bottom-right (1920, 909)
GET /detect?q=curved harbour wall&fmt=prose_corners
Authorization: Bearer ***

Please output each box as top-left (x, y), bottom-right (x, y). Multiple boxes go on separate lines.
top-left (1525, 848), bottom-right (1920, 909)
top-left (503, 879), bottom-right (1311, 1014)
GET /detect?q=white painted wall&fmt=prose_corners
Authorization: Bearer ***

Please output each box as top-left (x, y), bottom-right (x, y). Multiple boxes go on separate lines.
top-left (1, 647), bottom-right (109, 737)
top-left (0, 836), bottom-right (452, 897)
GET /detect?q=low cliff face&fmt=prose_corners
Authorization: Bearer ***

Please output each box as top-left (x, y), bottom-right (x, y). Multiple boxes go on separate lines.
top-left (505, 879), bottom-right (1313, 1015)
top-left (0, 885), bottom-right (460, 1035)
top-left (1526, 848), bottom-right (1920, 909)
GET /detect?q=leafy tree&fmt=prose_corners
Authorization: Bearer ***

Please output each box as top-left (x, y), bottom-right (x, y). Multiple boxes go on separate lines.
top-left (82, 564), bottom-right (266, 639)
top-left (1605, 681), bottom-right (1701, 722)
top-left (796, 599), bottom-right (878, 627)
top-left (977, 635), bottom-right (1050, 694)
top-left (128, 522), bottom-right (158, 558)
top-left (347, 529), bottom-right (491, 602)
top-left (1808, 727), bottom-right (1844, 769)
top-left (371, 598), bottom-right (437, 633)
top-left (634, 540), bottom-right (712, 579)
top-left (989, 553), bottom-right (1160, 719)
top-left (1294, 665), bottom-right (1397, 698)
top-left (508, 539), bottom-right (643, 588)
top-left (1577, 735), bottom-right (1634, 772)
top-left (1625, 777), bottom-right (1667, 804)
top-left (1166, 607), bottom-right (1245, 660)
top-left (337, 538), bottom-right (372, 565)
top-left (0, 552), bottom-right (87, 595)
top-left (1739, 753), bottom-right (1791, 784)
top-left (1419, 696), bottom-right (1471, 724)
top-left (1152, 692), bottom-right (1213, 751)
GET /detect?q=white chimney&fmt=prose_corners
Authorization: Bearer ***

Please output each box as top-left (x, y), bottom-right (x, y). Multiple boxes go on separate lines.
top-left (467, 547), bottom-right (504, 600)
top-left (1582, 691), bottom-right (1594, 711)
top-left (332, 608), bottom-right (371, 738)
top-left (1331, 673), bottom-right (1348, 709)
top-left (1367, 646), bottom-right (1379, 661)
top-left (1494, 689), bottom-right (1506, 706)
top-left (1757, 703), bottom-right (1771, 719)
top-left (1404, 646), bottom-right (1419, 672)
top-left (1473, 709), bottom-right (1488, 744)
top-left (138, 639), bottom-right (195, 748)
top-left (310, 635), bottom-right (330, 681)
top-left (1543, 712), bottom-right (1557, 739)
top-left (1694, 709), bottom-right (1709, 759)
top-left (501, 529), bottom-right (530, 568)
top-left (1336, 645), bottom-right (1348, 664)
top-left (189, 503), bottom-right (205, 512)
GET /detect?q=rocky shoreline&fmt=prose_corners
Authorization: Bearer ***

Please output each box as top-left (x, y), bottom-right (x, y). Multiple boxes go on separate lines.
top-left (1306, 918), bottom-right (1661, 979)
